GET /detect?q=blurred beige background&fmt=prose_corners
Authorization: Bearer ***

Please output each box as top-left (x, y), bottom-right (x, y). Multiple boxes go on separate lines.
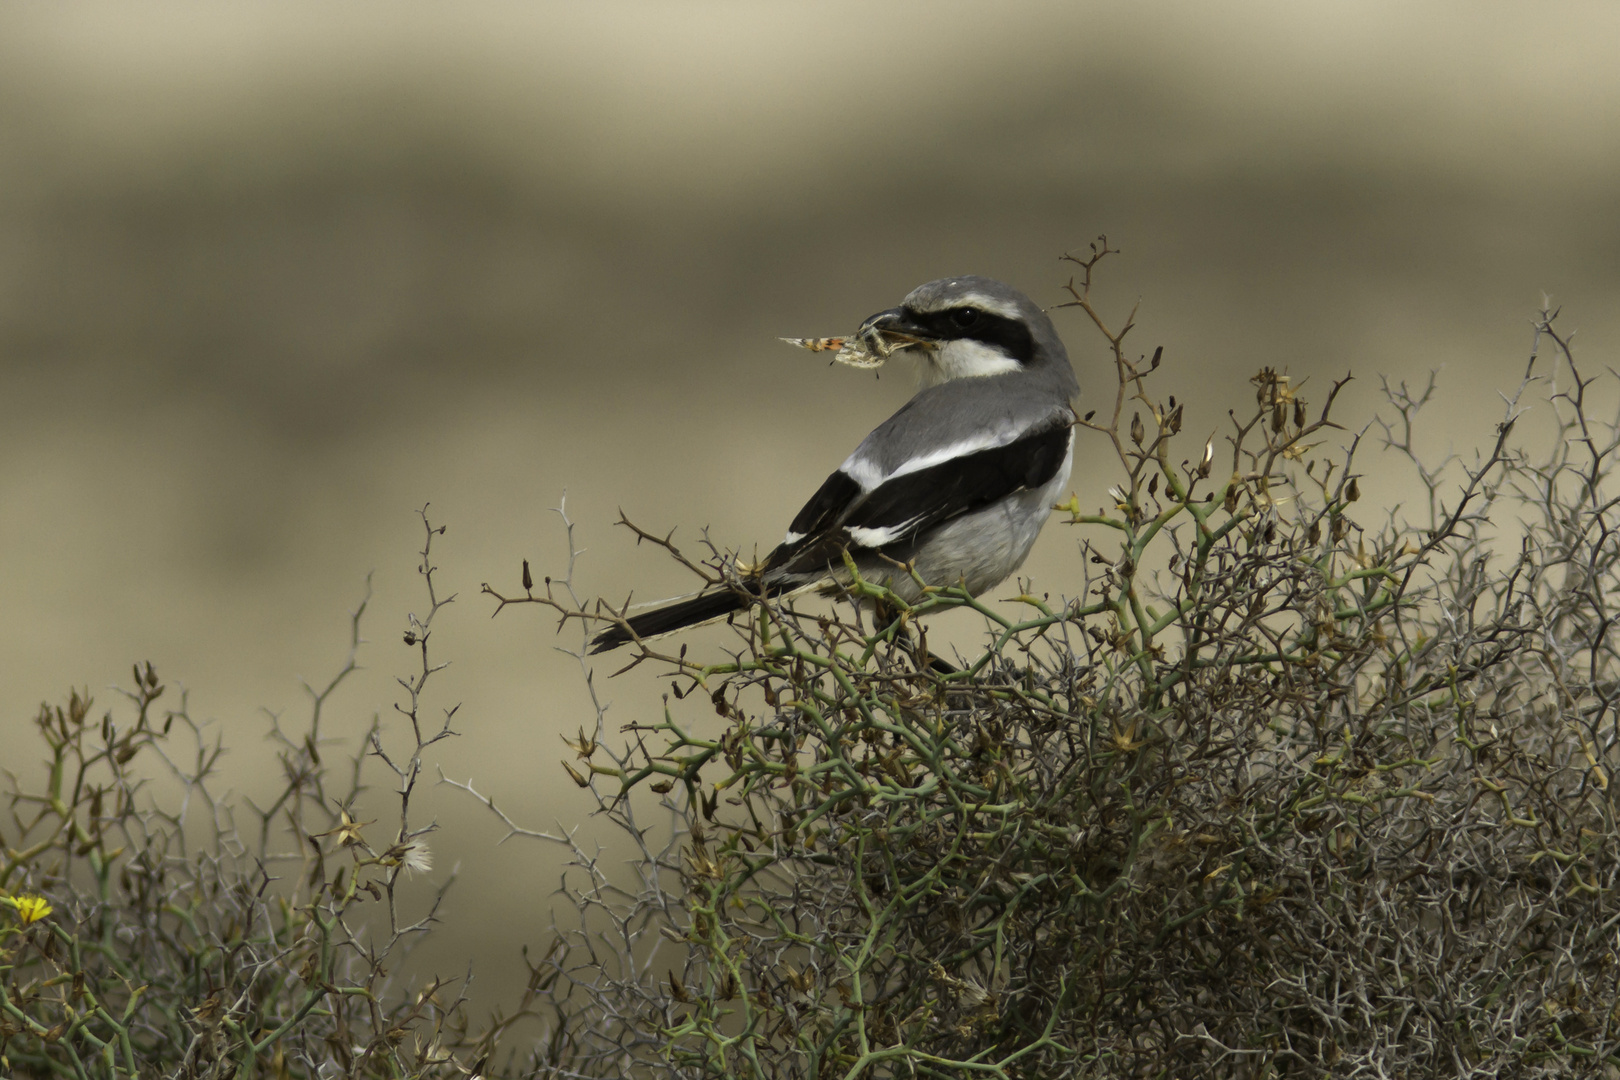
top-left (3, 0), bottom-right (1618, 1015)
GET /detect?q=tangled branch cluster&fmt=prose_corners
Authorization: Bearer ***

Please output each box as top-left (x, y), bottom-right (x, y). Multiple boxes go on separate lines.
top-left (5, 247), bottom-right (1619, 1079)
top-left (483, 246), bottom-right (1620, 1078)
top-left (0, 516), bottom-right (536, 1079)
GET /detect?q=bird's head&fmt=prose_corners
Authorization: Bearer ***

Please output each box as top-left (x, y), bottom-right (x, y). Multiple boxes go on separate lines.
top-left (856, 276), bottom-right (1075, 391)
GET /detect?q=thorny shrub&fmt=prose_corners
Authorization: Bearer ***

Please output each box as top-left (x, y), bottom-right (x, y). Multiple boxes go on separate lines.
top-left (0, 519), bottom-right (532, 1080)
top-left (481, 243), bottom-right (1620, 1078)
top-left (4, 244), bottom-right (1619, 1079)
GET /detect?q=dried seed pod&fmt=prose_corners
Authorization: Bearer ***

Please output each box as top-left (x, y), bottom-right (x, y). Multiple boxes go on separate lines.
top-left (1131, 412), bottom-right (1145, 446)
top-left (1346, 477), bottom-right (1360, 502)
top-left (1294, 397), bottom-right (1307, 428)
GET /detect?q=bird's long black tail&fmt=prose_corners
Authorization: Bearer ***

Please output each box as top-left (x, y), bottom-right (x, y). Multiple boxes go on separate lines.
top-left (588, 588), bottom-right (757, 653)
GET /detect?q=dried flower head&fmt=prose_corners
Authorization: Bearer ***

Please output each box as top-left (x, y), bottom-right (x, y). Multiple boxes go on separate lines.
top-left (315, 809), bottom-right (373, 848)
top-left (401, 841), bottom-right (432, 875)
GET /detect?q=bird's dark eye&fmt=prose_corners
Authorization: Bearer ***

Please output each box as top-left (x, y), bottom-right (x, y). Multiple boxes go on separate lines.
top-left (949, 308), bottom-right (982, 329)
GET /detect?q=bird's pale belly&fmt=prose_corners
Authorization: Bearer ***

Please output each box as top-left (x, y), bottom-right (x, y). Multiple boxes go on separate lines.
top-left (875, 449), bottom-right (1073, 604)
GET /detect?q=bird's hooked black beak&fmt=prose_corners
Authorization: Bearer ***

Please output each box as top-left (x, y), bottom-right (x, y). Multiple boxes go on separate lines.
top-left (857, 306), bottom-right (935, 353)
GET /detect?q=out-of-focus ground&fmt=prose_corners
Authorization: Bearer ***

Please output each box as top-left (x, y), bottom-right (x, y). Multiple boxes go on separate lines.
top-left (3, 0), bottom-right (1618, 1015)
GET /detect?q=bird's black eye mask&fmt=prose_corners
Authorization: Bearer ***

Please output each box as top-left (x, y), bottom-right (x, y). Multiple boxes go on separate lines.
top-left (904, 305), bottom-right (1035, 364)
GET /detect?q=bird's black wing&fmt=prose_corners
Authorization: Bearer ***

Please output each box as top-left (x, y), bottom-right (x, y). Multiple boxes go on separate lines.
top-left (767, 418), bottom-right (1072, 579)
top-left (785, 469), bottom-right (863, 540)
top-left (844, 420), bottom-right (1071, 541)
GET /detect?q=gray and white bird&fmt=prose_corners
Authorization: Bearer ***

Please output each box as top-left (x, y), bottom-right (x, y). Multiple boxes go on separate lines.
top-left (589, 276), bottom-right (1078, 653)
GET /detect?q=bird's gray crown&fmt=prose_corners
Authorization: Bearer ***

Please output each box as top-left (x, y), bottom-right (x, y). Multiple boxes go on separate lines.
top-left (901, 275), bottom-right (1040, 321)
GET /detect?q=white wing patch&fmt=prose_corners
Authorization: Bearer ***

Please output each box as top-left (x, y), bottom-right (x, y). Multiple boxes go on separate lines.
top-left (838, 456), bottom-right (887, 493)
top-left (846, 522), bottom-right (919, 548)
top-left (887, 429), bottom-right (1021, 480)
top-left (839, 423), bottom-right (1027, 492)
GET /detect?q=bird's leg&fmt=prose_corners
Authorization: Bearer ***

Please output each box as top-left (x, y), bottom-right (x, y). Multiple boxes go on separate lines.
top-left (871, 599), bottom-right (957, 675)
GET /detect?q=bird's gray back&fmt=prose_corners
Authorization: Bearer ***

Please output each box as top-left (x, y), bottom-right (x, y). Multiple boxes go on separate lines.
top-left (850, 371), bottom-right (1076, 478)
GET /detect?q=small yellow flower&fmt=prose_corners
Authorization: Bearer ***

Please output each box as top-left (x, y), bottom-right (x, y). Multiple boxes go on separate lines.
top-left (13, 894), bottom-right (53, 924)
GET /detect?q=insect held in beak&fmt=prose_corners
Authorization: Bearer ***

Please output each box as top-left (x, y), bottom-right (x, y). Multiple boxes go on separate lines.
top-left (779, 327), bottom-right (931, 370)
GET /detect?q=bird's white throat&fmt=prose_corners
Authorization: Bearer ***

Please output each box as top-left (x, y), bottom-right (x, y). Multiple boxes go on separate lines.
top-left (918, 339), bottom-right (1022, 387)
